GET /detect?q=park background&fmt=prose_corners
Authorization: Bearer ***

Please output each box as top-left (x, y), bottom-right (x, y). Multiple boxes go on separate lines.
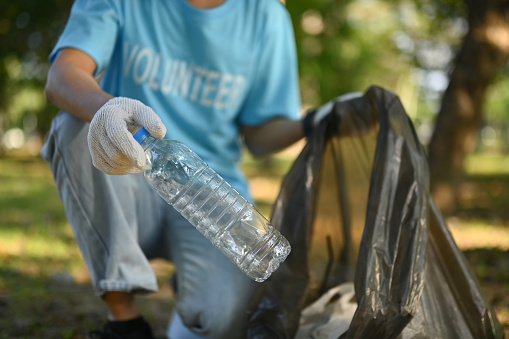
top-left (0, 0), bottom-right (508, 338)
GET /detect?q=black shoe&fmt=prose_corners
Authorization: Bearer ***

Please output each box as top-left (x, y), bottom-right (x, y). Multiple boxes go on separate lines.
top-left (87, 316), bottom-right (156, 339)
top-left (87, 329), bottom-right (123, 339)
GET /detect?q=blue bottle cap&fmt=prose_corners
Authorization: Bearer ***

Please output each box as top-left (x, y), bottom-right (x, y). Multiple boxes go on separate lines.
top-left (133, 127), bottom-right (150, 144)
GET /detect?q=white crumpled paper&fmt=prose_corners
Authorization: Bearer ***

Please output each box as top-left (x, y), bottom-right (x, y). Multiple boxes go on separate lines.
top-left (295, 283), bottom-right (357, 339)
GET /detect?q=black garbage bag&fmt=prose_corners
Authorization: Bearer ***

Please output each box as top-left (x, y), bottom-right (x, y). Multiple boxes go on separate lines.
top-left (247, 86), bottom-right (504, 339)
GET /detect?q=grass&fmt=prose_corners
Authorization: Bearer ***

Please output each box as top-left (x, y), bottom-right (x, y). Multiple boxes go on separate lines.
top-left (0, 150), bottom-right (508, 338)
top-left (0, 157), bottom-right (79, 280)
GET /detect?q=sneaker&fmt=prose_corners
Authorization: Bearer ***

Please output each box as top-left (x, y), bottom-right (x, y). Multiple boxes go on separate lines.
top-left (87, 329), bottom-right (123, 339)
top-left (87, 316), bottom-right (156, 339)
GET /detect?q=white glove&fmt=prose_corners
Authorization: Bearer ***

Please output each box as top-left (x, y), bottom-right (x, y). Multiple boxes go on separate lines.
top-left (87, 97), bottom-right (167, 175)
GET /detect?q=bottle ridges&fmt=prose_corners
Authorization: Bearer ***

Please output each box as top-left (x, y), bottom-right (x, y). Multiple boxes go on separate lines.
top-left (139, 133), bottom-right (291, 282)
top-left (172, 166), bottom-right (248, 240)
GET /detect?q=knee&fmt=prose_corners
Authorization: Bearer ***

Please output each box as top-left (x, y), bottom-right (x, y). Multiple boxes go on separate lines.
top-left (178, 304), bottom-right (248, 339)
top-left (42, 112), bottom-right (90, 167)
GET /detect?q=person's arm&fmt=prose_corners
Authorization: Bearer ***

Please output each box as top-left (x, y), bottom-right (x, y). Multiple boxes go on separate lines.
top-left (44, 47), bottom-right (166, 175)
top-left (242, 117), bottom-right (305, 157)
top-left (44, 47), bottom-right (113, 122)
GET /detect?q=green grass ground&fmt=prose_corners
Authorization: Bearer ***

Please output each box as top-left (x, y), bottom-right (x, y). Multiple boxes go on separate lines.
top-left (0, 152), bottom-right (508, 338)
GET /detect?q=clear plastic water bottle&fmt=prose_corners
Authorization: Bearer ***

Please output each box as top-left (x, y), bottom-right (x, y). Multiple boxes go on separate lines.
top-left (133, 128), bottom-right (291, 282)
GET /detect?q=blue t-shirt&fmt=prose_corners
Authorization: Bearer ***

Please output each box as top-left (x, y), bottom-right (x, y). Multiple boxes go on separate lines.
top-left (51, 0), bottom-right (301, 199)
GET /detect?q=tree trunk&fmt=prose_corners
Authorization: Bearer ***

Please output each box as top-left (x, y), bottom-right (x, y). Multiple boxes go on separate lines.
top-left (428, 0), bottom-right (509, 213)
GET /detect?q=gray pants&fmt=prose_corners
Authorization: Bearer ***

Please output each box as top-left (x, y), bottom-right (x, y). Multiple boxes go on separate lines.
top-left (41, 112), bottom-right (255, 338)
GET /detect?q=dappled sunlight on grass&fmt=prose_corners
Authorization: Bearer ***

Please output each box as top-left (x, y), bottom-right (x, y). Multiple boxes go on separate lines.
top-left (0, 152), bottom-right (508, 337)
top-left (448, 220), bottom-right (509, 250)
top-left (0, 228), bottom-right (86, 289)
top-left (0, 224), bottom-right (75, 256)
top-left (465, 153), bottom-right (509, 175)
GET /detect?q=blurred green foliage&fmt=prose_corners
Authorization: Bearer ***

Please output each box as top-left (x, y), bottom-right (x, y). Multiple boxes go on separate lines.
top-left (287, 0), bottom-right (509, 151)
top-left (0, 0), bottom-right (508, 149)
top-left (0, 0), bottom-right (72, 135)
top-left (286, 0), bottom-right (466, 110)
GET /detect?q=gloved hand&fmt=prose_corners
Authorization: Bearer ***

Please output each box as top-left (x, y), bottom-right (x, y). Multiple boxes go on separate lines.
top-left (87, 97), bottom-right (167, 175)
top-left (303, 92), bottom-right (363, 137)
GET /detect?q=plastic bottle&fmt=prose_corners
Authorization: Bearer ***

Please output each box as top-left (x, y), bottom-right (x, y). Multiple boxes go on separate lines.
top-left (133, 127), bottom-right (291, 282)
